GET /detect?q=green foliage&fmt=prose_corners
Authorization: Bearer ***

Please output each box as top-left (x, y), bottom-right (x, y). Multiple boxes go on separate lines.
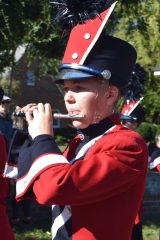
top-left (0, 0), bottom-right (64, 74)
top-left (55, 127), bottom-right (76, 144)
top-left (15, 229), bottom-right (51, 240)
top-left (137, 122), bottom-right (160, 143)
top-left (0, 75), bottom-right (20, 100)
top-left (144, 75), bottom-right (160, 123)
top-left (143, 225), bottom-right (159, 240)
top-left (112, 1), bottom-right (160, 124)
top-left (13, 219), bottom-right (160, 240)
top-left (143, 214), bottom-right (160, 240)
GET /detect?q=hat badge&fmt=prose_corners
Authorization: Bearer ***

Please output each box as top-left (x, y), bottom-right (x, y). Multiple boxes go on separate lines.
top-left (101, 70), bottom-right (111, 80)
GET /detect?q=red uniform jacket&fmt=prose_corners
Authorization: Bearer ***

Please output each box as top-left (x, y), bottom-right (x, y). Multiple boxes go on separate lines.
top-left (16, 114), bottom-right (148, 240)
top-left (0, 133), bottom-right (15, 240)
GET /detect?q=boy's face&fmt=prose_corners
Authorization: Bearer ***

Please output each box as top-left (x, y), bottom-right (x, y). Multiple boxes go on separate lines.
top-left (63, 78), bottom-right (116, 129)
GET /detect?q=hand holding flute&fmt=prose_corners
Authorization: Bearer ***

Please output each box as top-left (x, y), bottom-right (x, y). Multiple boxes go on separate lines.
top-left (15, 103), bottom-right (85, 139)
top-left (16, 103), bottom-right (54, 139)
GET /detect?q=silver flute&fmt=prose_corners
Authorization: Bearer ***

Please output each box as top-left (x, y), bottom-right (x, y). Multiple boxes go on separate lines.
top-left (13, 111), bottom-right (85, 120)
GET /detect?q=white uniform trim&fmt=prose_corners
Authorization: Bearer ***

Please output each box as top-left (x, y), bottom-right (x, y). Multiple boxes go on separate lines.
top-left (3, 163), bottom-right (18, 179)
top-left (79, 2), bottom-right (117, 64)
top-left (149, 156), bottom-right (160, 169)
top-left (51, 205), bottom-right (71, 239)
top-left (127, 97), bottom-right (144, 115)
top-left (51, 125), bottom-right (117, 239)
top-left (70, 125), bottom-right (116, 163)
top-left (16, 153), bottom-right (69, 196)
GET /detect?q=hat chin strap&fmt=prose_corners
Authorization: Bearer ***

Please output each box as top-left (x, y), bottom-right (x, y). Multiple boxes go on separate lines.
top-left (59, 63), bottom-right (111, 80)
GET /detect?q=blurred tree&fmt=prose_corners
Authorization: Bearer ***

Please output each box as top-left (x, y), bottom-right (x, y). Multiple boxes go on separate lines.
top-left (0, 0), bottom-right (159, 123)
top-left (0, 0), bottom-right (64, 75)
top-left (112, 0), bottom-right (160, 123)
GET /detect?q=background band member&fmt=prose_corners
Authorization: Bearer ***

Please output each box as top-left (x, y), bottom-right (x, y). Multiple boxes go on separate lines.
top-left (121, 98), bottom-right (146, 240)
top-left (0, 87), bottom-right (15, 240)
top-left (0, 93), bottom-right (13, 147)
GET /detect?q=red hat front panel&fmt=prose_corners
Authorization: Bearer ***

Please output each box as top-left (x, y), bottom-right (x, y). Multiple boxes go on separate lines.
top-left (121, 97), bottom-right (144, 116)
top-left (62, 2), bottom-right (117, 65)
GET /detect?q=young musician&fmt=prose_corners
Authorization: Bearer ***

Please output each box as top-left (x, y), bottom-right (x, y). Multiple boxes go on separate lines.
top-left (14, 2), bottom-right (148, 239)
top-left (0, 87), bottom-right (15, 240)
top-left (149, 133), bottom-right (160, 171)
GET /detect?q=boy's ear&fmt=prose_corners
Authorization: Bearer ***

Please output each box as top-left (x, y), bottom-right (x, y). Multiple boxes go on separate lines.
top-left (106, 85), bottom-right (119, 100)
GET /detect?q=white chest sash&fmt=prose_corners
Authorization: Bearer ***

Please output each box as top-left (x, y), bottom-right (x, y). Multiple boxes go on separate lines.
top-left (70, 125), bottom-right (116, 164)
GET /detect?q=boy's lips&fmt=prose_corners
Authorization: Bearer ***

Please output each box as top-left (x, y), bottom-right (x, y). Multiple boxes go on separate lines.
top-left (68, 110), bottom-right (80, 115)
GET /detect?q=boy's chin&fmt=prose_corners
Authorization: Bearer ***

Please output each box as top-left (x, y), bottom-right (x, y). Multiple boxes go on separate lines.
top-left (72, 120), bottom-right (89, 130)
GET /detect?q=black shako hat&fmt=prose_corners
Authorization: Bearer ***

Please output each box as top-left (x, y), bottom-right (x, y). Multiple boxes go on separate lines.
top-left (55, 2), bottom-right (137, 90)
top-left (121, 97), bottom-right (145, 124)
top-left (121, 106), bottom-right (145, 124)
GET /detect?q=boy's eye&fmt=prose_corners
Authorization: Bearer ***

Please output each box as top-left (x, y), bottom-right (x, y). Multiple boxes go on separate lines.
top-left (63, 85), bottom-right (86, 93)
top-left (75, 86), bottom-right (85, 92)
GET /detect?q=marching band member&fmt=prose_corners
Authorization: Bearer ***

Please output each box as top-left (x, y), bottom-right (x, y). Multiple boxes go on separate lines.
top-left (121, 97), bottom-right (146, 240)
top-left (149, 134), bottom-right (160, 172)
top-left (14, 1), bottom-right (148, 239)
top-left (0, 87), bottom-right (15, 240)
